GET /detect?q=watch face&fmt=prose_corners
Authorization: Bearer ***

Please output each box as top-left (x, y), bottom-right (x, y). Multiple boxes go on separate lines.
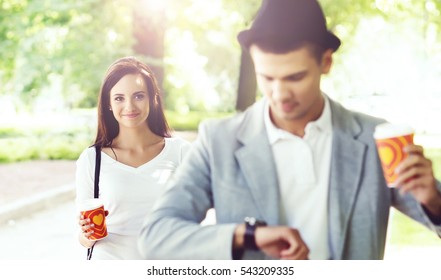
top-left (245, 217), bottom-right (267, 227)
top-left (244, 216), bottom-right (257, 226)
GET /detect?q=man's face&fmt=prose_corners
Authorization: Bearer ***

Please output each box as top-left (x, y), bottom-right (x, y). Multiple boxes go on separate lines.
top-left (250, 44), bottom-right (333, 135)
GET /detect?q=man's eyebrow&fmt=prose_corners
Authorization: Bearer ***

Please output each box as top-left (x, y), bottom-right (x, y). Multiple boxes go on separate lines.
top-left (282, 71), bottom-right (308, 80)
top-left (257, 70), bottom-right (308, 80)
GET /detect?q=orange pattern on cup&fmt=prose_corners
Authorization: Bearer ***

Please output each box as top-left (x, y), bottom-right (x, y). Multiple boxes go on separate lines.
top-left (81, 205), bottom-right (108, 240)
top-left (375, 134), bottom-right (413, 186)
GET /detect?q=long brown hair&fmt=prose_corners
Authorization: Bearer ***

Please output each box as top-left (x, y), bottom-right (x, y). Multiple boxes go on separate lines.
top-left (94, 56), bottom-right (171, 147)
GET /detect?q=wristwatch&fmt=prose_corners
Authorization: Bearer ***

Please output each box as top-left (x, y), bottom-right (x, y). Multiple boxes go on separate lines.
top-left (244, 217), bottom-right (267, 250)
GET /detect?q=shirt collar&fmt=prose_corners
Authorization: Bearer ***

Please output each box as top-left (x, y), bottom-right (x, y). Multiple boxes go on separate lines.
top-left (305, 94), bottom-right (332, 137)
top-left (264, 94), bottom-right (333, 144)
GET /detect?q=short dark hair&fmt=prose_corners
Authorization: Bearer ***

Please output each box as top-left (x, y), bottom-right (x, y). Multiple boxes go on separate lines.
top-left (251, 40), bottom-right (327, 64)
top-left (94, 56), bottom-right (171, 147)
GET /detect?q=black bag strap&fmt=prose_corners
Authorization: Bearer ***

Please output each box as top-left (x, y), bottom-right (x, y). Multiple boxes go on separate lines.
top-left (93, 145), bottom-right (101, 199)
top-left (87, 145), bottom-right (101, 260)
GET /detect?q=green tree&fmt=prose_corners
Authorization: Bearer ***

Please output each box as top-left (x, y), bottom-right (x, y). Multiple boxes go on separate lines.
top-left (1, 0), bottom-right (440, 113)
top-left (163, 0), bottom-right (260, 113)
top-left (0, 0), bottom-right (134, 110)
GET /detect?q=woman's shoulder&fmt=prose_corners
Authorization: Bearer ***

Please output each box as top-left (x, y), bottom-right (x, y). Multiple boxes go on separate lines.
top-left (164, 137), bottom-right (192, 160)
top-left (165, 136), bottom-right (191, 148)
top-left (77, 146), bottom-right (98, 164)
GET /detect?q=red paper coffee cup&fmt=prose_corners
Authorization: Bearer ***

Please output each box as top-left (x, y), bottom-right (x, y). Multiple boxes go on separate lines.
top-left (80, 199), bottom-right (108, 240)
top-left (374, 123), bottom-right (414, 187)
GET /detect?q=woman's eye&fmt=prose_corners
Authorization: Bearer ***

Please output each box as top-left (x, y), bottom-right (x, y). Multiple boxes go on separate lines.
top-left (114, 96), bottom-right (123, 101)
top-left (135, 94), bottom-right (145, 100)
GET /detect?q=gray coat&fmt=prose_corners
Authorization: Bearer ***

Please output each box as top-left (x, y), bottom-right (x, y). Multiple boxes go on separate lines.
top-left (138, 97), bottom-right (441, 260)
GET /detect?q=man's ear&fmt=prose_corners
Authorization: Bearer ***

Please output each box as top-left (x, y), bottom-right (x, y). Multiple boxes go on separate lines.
top-left (321, 49), bottom-right (334, 74)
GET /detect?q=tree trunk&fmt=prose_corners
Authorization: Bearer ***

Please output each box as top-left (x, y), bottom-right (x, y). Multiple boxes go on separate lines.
top-left (132, 1), bottom-right (166, 99)
top-left (236, 48), bottom-right (257, 111)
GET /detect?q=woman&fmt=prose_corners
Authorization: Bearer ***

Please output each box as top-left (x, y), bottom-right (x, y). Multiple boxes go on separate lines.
top-left (75, 57), bottom-right (190, 259)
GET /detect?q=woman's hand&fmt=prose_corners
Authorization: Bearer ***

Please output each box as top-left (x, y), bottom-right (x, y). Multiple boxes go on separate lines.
top-left (79, 215), bottom-right (95, 239)
top-left (77, 214), bottom-right (97, 248)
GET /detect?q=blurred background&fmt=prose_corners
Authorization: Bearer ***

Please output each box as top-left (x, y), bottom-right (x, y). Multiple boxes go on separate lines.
top-left (0, 0), bottom-right (440, 259)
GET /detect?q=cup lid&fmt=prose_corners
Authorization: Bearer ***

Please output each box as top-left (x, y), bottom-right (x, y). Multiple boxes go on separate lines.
top-left (374, 123), bottom-right (414, 139)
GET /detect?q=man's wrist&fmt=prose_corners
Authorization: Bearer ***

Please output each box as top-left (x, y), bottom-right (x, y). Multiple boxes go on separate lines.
top-left (422, 190), bottom-right (441, 219)
top-left (422, 191), bottom-right (441, 225)
top-left (233, 224), bottom-right (246, 249)
top-left (244, 217), bottom-right (267, 250)
top-left (232, 224), bottom-right (246, 260)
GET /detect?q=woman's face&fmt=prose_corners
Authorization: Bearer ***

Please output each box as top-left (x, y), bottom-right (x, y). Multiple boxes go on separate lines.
top-left (109, 73), bottom-right (150, 130)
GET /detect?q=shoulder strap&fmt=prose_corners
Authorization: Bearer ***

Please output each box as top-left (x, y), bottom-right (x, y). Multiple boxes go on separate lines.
top-left (88, 145), bottom-right (101, 260)
top-left (93, 145), bottom-right (101, 198)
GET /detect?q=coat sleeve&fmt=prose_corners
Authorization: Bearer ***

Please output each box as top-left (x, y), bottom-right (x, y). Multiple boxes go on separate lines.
top-left (138, 121), bottom-right (238, 259)
top-left (423, 181), bottom-right (441, 236)
top-left (392, 180), bottom-right (441, 237)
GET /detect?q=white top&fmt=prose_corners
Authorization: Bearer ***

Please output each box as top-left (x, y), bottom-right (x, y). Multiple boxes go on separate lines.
top-left (264, 95), bottom-right (333, 260)
top-left (75, 137), bottom-right (191, 259)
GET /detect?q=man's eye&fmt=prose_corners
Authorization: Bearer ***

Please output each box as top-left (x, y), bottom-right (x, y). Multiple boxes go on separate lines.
top-left (288, 74), bottom-right (306, 81)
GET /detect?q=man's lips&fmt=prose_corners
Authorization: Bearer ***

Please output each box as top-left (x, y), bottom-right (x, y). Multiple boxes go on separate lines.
top-left (281, 102), bottom-right (298, 113)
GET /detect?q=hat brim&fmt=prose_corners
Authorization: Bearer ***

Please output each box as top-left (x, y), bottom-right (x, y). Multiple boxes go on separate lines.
top-left (238, 29), bottom-right (341, 52)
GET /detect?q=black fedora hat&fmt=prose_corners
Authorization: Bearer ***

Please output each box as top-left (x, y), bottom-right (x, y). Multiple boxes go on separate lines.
top-left (237, 0), bottom-right (341, 51)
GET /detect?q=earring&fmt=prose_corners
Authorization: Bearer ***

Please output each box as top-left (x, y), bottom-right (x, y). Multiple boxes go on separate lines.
top-left (109, 107), bottom-right (112, 111)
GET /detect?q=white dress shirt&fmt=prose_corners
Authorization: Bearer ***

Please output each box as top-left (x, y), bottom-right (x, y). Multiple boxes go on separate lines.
top-left (264, 95), bottom-right (333, 259)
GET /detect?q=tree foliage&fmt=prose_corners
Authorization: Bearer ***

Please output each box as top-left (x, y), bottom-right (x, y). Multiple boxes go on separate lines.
top-left (162, 0), bottom-right (260, 112)
top-left (0, 0), bottom-right (440, 112)
top-left (0, 0), bottom-right (134, 110)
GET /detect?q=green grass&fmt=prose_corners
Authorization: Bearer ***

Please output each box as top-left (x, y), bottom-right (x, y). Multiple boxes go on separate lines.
top-left (0, 126), bottom-right (95, 163)
top-left (40, 135), bottom-right (93, 160)
top-left (0, 138), bottom-right (40, 162)
top-left (0, 110), bottom-right (231, 163)
top-left (165, 110), bottom-right (232, 131)
top-left (389, 210), bottom-right (440, 246)
top-left (0, 127), bottom-right (25, 138)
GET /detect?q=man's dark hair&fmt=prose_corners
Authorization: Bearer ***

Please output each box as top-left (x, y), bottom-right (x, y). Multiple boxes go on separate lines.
top-left (251, 39), bottom-right (327, 64)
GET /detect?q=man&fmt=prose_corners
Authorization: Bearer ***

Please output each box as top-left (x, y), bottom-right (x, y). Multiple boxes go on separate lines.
top-left (138, 0), bottom-right (441, 259)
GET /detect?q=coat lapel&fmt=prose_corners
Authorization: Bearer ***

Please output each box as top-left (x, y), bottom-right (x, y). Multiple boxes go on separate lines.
top-left (234, 100), bottom-right (280, 224)
top-left (327, 99), bottom-right (367, 259)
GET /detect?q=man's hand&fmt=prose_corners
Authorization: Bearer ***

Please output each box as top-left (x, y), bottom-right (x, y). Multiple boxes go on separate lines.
top-left (233, 224), bottom-right (309, 259)
top-left (255, 226), bottom-right (309, 259)
top-left (394, 144), bottom-right (441, 217)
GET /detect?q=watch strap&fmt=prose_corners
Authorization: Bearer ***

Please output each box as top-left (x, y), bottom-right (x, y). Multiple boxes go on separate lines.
top-left (244, 217), bottom-right (266, 250)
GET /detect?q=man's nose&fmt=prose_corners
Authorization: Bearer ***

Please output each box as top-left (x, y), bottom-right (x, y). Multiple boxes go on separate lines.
top-left (272, 81), bottom-right (290, 99)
